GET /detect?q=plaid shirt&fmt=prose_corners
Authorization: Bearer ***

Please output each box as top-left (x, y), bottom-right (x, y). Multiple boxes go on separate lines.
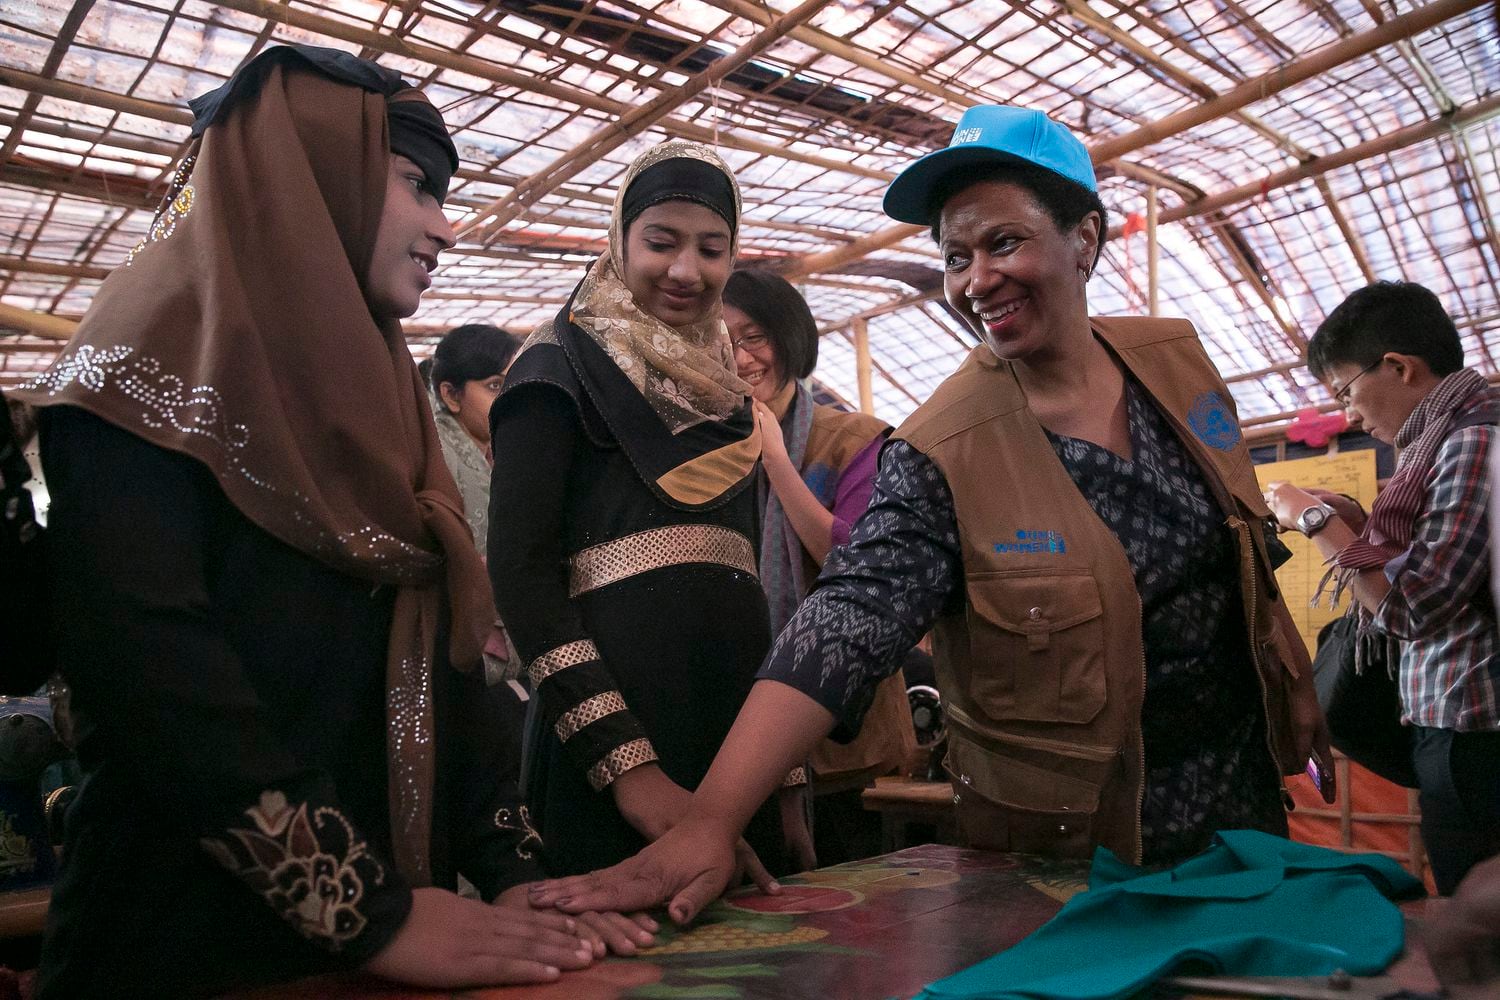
top-left (1375, 422), bottom-right (1500, 730)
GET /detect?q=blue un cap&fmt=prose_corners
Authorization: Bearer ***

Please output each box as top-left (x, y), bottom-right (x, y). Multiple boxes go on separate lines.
top-left (883, 105), bottom-right (1096, 226)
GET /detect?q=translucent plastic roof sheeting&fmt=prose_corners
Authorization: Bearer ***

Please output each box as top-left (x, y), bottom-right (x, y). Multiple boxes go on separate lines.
top-left (1, 0), bottom-right (1498, 429)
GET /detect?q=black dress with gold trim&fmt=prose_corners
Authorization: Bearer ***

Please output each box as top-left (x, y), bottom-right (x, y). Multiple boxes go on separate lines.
top-left (489, 317), bottom-right (787, 877)
top-left (37, 407), bottom-right (541, 999)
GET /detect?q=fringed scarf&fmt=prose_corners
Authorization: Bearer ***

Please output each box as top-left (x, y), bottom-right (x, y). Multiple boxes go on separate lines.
top-left (1319, 368), bottom-right (1500, 670)
top-left (759, 379), bottom-right (819, 633)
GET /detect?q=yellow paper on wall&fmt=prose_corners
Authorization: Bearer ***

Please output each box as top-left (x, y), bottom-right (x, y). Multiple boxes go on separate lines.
top-left (1254, 449), bottom-right (1379, 655)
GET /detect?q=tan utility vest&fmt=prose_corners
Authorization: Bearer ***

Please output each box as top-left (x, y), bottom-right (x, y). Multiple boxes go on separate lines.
top-left (893, 316), bottom-right (1307, 863)
top-left (799, 405), bottom-right (919, 785)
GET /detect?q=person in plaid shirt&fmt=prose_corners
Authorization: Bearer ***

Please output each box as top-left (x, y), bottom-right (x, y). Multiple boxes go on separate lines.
top-left (1265, 281), bottom-right (1500, 895)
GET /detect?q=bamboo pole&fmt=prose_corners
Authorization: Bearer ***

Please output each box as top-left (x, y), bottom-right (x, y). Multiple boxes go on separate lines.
top-left (462, 0), bottom-right (832, 242)
top-left (1154, 92), bottom-right (1500, 227)
top-left (852, 317), bottom-right (873, 415)
top-left (788, 224), bottom-right (926, 279)
top-left (1313, 177), bottom-right (1377, 284)
top-left (0, 303), bottom-right (78, 341)
top-left (0, 0), bottom-right (99, 164)
top-left (1146, 187), bottom-right (1159, 317)
top-left (1088, 0), bottom-right (1487, 164)
top-left (206, 0), bottom-right (891, 182)
top-left (705, 0), bottom-right (980, 111)
top-left (0, 68), bottom-right (192, 127)
top-left (0, 254), bottom-right (111, 281)
top-left (788, 0), bottom-right (1487, 277)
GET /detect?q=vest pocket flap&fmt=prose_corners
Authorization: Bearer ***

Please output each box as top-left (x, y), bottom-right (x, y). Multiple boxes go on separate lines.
top-left (968, 573), bottom-right (1103, 633)
top-left (947, 737), bottom-right (1102, 815)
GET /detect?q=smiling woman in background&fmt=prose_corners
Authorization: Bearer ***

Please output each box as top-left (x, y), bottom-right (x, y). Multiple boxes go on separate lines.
top-left (430, 323), bottom-right (524, 555)
top-left (487, 141), bottom-right (795, 886)
top-left (528, 105), bottom-right (1334, 924)
top-left (723, 269), bottom-right (916, 868)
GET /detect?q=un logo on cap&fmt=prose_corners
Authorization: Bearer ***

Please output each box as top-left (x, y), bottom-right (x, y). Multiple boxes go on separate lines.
top-left (1187, 391), bottom-right (1241, 451)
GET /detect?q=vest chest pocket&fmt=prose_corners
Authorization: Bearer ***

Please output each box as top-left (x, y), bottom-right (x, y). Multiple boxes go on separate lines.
top-left (965, 572), bottom-right (1107, 724)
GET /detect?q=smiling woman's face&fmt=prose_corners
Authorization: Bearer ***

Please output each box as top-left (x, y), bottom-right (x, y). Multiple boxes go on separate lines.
top-left (724, 303), bottom-right (783, 404)
top-left (938, 179), bottom-right (1097, 364)
top-left (366, 154), bottom-right (453, 322)
top-left (621, 200), bottom-right (733, 327)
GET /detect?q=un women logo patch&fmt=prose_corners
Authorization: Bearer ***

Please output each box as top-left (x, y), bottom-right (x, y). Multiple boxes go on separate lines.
top-left (1187, 391), bottom-right (1241, 451)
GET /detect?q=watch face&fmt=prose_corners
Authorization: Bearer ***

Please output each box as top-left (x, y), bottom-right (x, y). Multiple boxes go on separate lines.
top-left (1300, 506), bottom-right (1329, 532)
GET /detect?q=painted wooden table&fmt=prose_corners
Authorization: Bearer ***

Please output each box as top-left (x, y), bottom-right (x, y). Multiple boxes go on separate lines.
top-left (236, 845), bottom-right (1440, 1000)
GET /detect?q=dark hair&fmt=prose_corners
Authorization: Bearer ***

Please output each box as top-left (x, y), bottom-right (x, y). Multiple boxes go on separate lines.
top-left (430, 324), bottom-right (523, 392)
top-left (722, 270), bottom-right (818, 384)
top-left (928, 162), bottom-right (1108, 270)
top-left (1306, 281), bottom-right (1463, 380)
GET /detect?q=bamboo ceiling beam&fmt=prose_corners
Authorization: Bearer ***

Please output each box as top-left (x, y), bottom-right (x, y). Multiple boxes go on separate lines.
top-left (0, 109), bottom-right (178, 159)
top-left (1313, 176), bottom-right (1376, 284)
top-left (1054, 0), bottom-right (1314, 163)
top-left (207, 0), bottom-right (890, 182)
top-left (462, 0), bottom-right (831, 242)
top-left (0, 162), bottom-right (158, 211)
top-left (1453, 130), bottom-right (1500, 285)
top-left (0, 0), bottom-right (98, 165)
top-left (794, 0), bottom-right (1484, 278)
top-left (788, 223), bottom-right (926, 280)
top-left (1087, 0), bottom-right (1485, 164)
top-left (0, 303), bottom-right (77, 341)
top-left (0, 67), bottom-right (193, 128)
top-left (0, 254), bottom-right (111, 281)
top-left (452, 168), bottom-right (858, 242)
top-left (703, 0), bottom-right (984, 111)
top-left (815, 289), bottom-right (941, 335)
top-left (0, 79), bottom-right (848, 244)
top-left (1154, 91), bottom-right (1500, 226)
top-left (1211, 228), bottom-right (1305, 351)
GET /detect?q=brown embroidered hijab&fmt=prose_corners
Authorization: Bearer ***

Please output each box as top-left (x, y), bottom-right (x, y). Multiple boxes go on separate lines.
top-left (15, 53), bottom-right (490, 886)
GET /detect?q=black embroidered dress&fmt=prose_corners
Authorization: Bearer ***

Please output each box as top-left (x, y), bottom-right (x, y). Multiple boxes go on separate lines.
top-left (489, 322), bottom-right (786, 877)
top-left (38, 407), bottom-right (540, 999)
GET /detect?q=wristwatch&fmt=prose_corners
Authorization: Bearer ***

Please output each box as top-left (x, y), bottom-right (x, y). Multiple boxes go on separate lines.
top-left (1295, 502), bottom-right (1336, 537)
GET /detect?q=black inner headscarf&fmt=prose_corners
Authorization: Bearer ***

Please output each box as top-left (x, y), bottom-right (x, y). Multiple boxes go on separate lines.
top-left (188, 44), bottom-right (459, 202)
top-left (620, 156), bottom-right (738, 237)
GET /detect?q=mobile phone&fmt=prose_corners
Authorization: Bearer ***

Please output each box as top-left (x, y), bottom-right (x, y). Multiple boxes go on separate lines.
top-left (1305, 757), bottom-right (1324, 793)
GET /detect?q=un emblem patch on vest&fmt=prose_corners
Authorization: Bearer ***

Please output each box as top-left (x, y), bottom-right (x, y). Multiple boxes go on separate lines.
top-left (1187, 391), bottom-right (1241, 451)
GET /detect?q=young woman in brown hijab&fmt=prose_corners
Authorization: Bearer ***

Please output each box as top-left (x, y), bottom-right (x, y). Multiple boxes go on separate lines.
top-left (16, 46), bottom-right (649, 998)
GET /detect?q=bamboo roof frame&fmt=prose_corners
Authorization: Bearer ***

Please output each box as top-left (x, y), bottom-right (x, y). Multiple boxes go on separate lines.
top-left (0, 0), bottom-right (1496, 424)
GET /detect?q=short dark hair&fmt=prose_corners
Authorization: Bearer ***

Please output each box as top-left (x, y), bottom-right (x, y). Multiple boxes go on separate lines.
top-left (1306, 281), bottom-right (1463, 380)
top-left (928, 162), bottom-right (1108, 270)
top-left (721, 270), bottom-right (818, 383)
top-left (430, 324), bottom-right (524, 391)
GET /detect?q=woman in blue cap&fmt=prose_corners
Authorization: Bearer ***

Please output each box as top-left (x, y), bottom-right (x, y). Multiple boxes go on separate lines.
top-left (526, 106), bottom-right (1334, 923)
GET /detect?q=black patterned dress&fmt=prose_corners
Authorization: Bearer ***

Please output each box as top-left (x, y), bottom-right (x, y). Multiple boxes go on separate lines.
top-left (759, 380), bottom-right (1287, 865)
top-left (1044, 380), bottom-right (1287, 863)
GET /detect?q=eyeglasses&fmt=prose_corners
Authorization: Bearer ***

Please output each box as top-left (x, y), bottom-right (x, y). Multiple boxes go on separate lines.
top-left (1332, 358), bottom-right (1384, 405)
top-left (731, 331), bottom-right (770, 353)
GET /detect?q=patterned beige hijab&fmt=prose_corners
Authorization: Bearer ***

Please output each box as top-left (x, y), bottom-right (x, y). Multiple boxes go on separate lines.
top-left (565, 140), bottom-right (751, 433)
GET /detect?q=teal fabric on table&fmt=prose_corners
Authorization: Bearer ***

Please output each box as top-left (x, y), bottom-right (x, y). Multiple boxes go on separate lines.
top-left (917, 830), bottom-right (1424, 1000)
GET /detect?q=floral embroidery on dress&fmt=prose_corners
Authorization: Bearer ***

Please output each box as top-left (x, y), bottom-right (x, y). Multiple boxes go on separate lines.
top-left (494, 805), bottom-right (542, 861)
top-left (201, 791), bottom-right (384, 950)
top-left (125, 155), bottom-right (197, 267)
